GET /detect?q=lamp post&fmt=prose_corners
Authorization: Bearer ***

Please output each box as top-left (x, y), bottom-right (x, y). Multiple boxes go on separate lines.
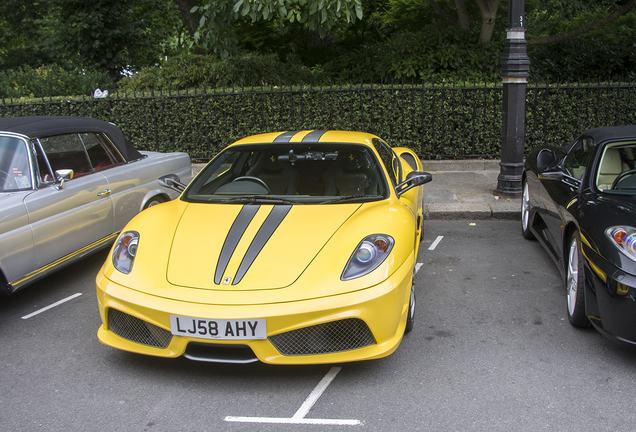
top-left (496, 0), bottom-right (530, 197)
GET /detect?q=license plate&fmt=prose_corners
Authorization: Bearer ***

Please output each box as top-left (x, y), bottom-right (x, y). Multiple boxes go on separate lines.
top-left (169, 315), bottom-right (266, 340)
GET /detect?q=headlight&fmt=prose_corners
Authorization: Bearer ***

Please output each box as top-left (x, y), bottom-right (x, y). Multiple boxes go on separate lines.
top-left (341, 234), bottom-right (394, 281)
top-left (606, 226), bottom-right (636, 262)
top-left (112, 231), bottom-right (139, 274)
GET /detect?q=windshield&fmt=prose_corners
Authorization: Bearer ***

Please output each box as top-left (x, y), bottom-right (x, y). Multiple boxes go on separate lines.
top-left (184, 143), bottom-right (389, 204)
top-left (597, 141), bottom-right (636, 194)
top-left (0, 136), bottom-right (32, 192)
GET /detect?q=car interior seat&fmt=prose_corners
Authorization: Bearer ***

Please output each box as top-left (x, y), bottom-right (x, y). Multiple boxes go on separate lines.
top-left (248, 152), bottom-right (298, 195)
top-left (597, 148), bottom-right (625, 190)
top-left (324, 151), bottom-right (375, 196)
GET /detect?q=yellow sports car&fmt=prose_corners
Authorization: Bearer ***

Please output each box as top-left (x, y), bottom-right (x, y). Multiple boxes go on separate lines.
top-left (96, 131), bottom-right (431, 364)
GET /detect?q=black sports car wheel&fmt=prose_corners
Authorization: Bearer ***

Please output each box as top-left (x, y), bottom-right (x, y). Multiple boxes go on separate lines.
top-left (521, 180), bottom-right (536, 240)
top-left (566, 231), bottom-right (589, 327)
top-left (405, 283), bottom-right (415, 333)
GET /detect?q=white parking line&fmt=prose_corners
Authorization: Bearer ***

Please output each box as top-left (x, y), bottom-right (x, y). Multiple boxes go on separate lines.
top-left (224, 366), bottom-right (361, 425)
top-left (428, 235), bottom-right (444, 250)
top-left (414, 263), bottom-right (423, 274)
top-left (21, 293), bottom-right (82, 320)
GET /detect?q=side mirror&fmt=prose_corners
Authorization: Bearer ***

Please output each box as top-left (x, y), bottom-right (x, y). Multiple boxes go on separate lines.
top-left (536, 149), bottom-right (557, 173)
top-left (159, 174), bottom-right (186, 193)
top-left (55, 169), bottom-right (74, 190)
top-left (396, 171), bottom-right (432, 197)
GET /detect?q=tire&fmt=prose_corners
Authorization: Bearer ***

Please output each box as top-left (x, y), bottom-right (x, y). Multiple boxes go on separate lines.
top-left (566, 231), bottom-right (590, 327)
top-left (143, 196), bottom-right (165, 210)
top-left (405, 283), bottom-right (416, 333)
top-left (521, 180), bottom-right (536, 240)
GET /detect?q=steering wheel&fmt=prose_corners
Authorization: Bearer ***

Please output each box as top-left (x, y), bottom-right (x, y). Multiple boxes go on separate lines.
top-left (611, 168), bottom-right (636, 189)
top-left (232, 176), bottom-right (271, 193)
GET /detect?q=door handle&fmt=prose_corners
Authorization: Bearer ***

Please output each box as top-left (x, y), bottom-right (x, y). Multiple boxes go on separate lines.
top-left (97, 189), bottom-right (111, 197)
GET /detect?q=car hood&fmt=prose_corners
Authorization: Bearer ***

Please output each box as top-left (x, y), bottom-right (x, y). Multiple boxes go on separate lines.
top-left (596, 193), bottom-right (636, 213)
top-left (166, 203), bottom-right (361, 290)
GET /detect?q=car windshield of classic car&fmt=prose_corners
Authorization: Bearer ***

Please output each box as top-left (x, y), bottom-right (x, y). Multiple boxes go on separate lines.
top-left (185, 143), bottom-right (389, 204)
top-left (0, 135), bottom-right (32, 192)
top-left (596, 141), bottom-right (636, 192)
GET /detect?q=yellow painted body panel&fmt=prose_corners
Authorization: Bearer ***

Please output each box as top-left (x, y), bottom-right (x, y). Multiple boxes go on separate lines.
top-left (96, 130), bottom-right (427, 364)
top-left (97, 244), bottom-right (414, 364)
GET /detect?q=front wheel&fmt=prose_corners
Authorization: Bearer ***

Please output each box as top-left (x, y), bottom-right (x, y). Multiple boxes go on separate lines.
top-left (521, 180), bottom-right (536, 240)
top-left (566, 231), bottom-right (589, 327)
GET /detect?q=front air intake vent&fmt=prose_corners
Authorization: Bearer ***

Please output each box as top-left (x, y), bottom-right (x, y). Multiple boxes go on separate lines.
top-left (269, 318), bottom-right (376, 356)
top-left (107, 308), bottom-right (172, 348)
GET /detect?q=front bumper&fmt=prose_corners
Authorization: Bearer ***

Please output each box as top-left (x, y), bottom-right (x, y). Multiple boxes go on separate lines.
top-left (96, 256), bottom-right (414, 365)
top-left (583, 248), bottom-right (636, 345)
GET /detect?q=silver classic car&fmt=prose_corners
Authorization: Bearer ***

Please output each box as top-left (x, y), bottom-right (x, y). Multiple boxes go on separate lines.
top-left (0, 116), bottom-right (192, 294)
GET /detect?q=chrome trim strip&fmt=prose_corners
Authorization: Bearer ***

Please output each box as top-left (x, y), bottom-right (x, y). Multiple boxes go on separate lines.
top-left (214, 205), bottom-right (260, 285)
top-left (233, 205), bottom-right (292, 285)
top-left (10, 232), bottom-right (120, 291)
top-left (182, 353), bottom-right (260, 364)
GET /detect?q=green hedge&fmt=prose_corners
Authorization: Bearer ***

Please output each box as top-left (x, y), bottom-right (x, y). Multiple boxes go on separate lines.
top-left (2, 80), bottom-right (635, 160)
top-left (0, 65), bottom-right (113, 99)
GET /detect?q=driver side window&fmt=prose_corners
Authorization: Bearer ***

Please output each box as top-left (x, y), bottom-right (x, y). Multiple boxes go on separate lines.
top-left (563, 139), bottom-right (593, 181)
top-left (371, 138), bottom-right (400, 185)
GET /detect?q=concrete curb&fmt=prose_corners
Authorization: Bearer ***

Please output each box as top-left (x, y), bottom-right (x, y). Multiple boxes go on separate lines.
top-left (424, 202), bottom-right (521, 220)
top-left (421, 160), bottom-right (501, 172)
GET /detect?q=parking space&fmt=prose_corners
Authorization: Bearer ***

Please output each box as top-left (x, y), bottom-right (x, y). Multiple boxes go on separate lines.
top-left (1, 220), bottom-right (635, 431)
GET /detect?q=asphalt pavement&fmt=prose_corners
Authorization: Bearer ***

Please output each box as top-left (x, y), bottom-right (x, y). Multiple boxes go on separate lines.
top-left (191, 159), bottom-right (521, 221)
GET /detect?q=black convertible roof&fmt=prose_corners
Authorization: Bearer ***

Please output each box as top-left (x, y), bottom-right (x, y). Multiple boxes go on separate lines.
top-left (0, 116), bottom-right (142, 162)
top-left (583, 125), bottom-right (636, 142)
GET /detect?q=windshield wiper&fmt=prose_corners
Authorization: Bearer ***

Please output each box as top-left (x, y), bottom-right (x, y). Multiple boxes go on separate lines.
top-left (319, 195), bottom-right (383, 204)
top-left (217, 196), bottom-right (299, 205)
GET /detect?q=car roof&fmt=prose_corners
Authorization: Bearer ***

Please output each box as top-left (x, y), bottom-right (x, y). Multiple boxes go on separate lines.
top-left (0, 116), bottom-right (143, 162)
top-left (231, 130), bottom-right (379, 146)
top-left (582, 125), bottom-right (636, 143)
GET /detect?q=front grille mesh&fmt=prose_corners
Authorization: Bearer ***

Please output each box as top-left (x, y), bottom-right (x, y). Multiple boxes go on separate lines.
top-left (107, 308), bottom-right (172, 349)
top-left (269, 318), bottom-right (376, 356)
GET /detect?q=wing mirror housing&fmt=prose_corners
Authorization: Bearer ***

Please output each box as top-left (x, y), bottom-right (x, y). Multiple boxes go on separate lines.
top-left (396, 171), bottom-right (432, 197)
top-left (536, 149), bottom-right (557, 173)
top-left (159, 174), bottom-right (186, 193)
top-left (55, 169), bottom-right (74, 190)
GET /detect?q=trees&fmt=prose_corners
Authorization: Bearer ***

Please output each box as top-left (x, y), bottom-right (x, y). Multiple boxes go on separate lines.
top-left (527, 0), bottom-right (636, 46)
top-left (2, 0), bottom-right (636, 93)
top-left (0, 0), bottom-right (56, 70)
top-left (175, 0), bottom-right (363, 57)
top-left (53, 0), bottom-right (184, 80)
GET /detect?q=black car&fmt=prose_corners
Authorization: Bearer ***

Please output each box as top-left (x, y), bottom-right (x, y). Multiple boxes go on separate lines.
top-left (522, 125), bottom-right (636, 345)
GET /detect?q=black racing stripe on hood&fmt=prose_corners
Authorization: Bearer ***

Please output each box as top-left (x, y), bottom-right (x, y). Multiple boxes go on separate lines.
top-left (301, 130), bottom-right (327, 142)
top-left (232, 205), bottom-right (292, 285)
top-left (273, 131), bottom-right (298, 143)
top-left (214, 205), bottom-right (260, 285)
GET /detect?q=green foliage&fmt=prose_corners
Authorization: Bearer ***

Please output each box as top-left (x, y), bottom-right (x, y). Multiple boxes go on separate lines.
top-left (189, 0), bottom-right (363, 58)
top-left (5, 80), bottom-right (633, 161)
top-left (190, 0), bottom-right (240, 58)
top-left (52, 0), bottom-right (184, 79)
top-left (234, 0), bottom-right (363, 33)
top-left (0, 65), bottom-right (113, 99)
top-left (528, 10), bottom-right (636, 81)
top-left (319, 26), bottom-right (504, 82)
top-left (119, 53), bottom-right (316, 90)
top-left (0, 0), bottom-right (57, 70)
